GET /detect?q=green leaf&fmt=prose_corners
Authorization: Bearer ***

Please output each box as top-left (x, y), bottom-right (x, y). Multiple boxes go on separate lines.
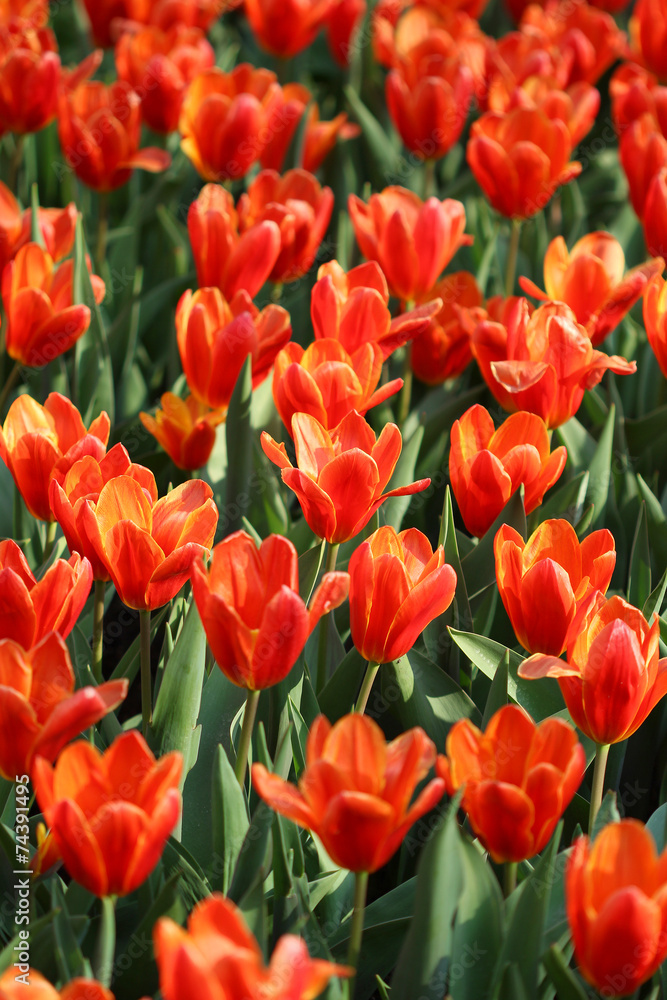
top-left (382, 425), bottom-right (424, 531)
top-left (439, 486), bottom-right (472, 630)
top-left (449, 838), bottom-right (504, 1000)
top-left (227, 799), bottom-right (274, 906)
top-left (344, 85), bottom-right (401, 179)
top-left (591, 791), bottom-right (620, 840)
top-left (542, 944), bottom-right (589, 1000)
top-left (72, 216), bottom-right (114, 425)
top-left (482, 649), bottom-right (509, 729)
top-left (584, 404), bottom-right (615, 530)
top-left (625, 403), bottom-right (667, 454)
top-left (532, 471), bottom-right (589, 525)
top-left (224, 354), bottom-right (253, 536)
top-left (628, 501), bottom-right (652, 609)
top-left (647, 803), bottom-right (667, 852)
top-left (30, 184), bottom-right (45, 247)
top-left (460, 489), bottom-right (526, 599)
top-left (644, 565), bottom-right (667, 621)
top-left (211, 744), bottom-right (250, 895)
top-left (51, 881), bottom-right (92, 982)
top-left (318, 646), bottom-right (366, 722)
top-left (298, 541), bottom-right (325, 603)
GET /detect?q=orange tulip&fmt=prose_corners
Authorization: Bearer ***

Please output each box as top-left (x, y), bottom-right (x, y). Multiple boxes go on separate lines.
top-left (0, 632), bottom-right (127, 780)
top-left (175, 286), bottom-right (291, 410)
top-left (58, 79), bottom-right (171, 191)
top-left (619, 114), bottom-right (667, 220)
top-left (449, 404), bottom-right (567, 537)
top-left (503, 78), bottom-right (600, 148)
top-left (155, 893), bottom-right (351, 1000)
top-left (237, 169), bottom-right (334, 284)
top-left (644, 166), bottom-right (667, 259)
top-left (0, 0), bottom-right (49, 27)
top-left (519, 594), bottom-right (667, 745)
top-left (467, 107), bottom-right (582, 219)
top-left (244, 0), bottom-right (335, 57)
top-left (348, 186), bottom-right (472, 301)
top-left (482, 31), bottom-right (570, 112)
top-left (149, 0), bottom-right (232, 30)
top-left (470, 298), bottom-right (637, 428)
top-left (311, 260), bottom-right (440, 360)
top-left (0, 969), bottom-right (114, 1000)
top-left (49, 443), bottom-right (155, 581)
top-left (0, 181), bottom-right (76, 273)
top-left (272, 339), bottom-right (403, 434)
top-left (261, 410), bottom-right (430, 544)
top-left (630, 0), bottom-right (667, 83)
top-left (192, 531), bottom-right (348, 689)
top-left (349, 526), bottom-right (456, 663)
top-left (259, 82), bottom-right (359, 174)
top-left (410, 270), bottom-right (482, 384)
top-left (253, 713), bottom-right (445, 871)
top-left (178, 65), bottom-right (283, 181)
top-left (519, 233), bottom-right (664, 345)
top-left (82, 474), bottom-right (218, 611)
top-left (140, 392), bottom-right (225, 471)
top-left (33, 730), bottom-right (182, 896)
top-left (436, 705), bottom-right (585, 863)
top-left (326, 0), bottom-right (366, 66)
top-left (644, 272), bottom-right (667, 376)
top-left (566, 821), bottom-right (667, 997)
top-left (0, 392), bottom-right (110, 521)
top-left (520, 0), bottom-right (625, 86)
top-left (115, 23), bottom-right (214, 134)
top-left (1, 242), bottom-right (104, 368)
top-left (495, 519), bottom-right (616, 656)
top-left (0, 20), bottom-right (59, 134)
top-left (77, 0), bottom-right (151, 46)
top-left (610, 63), bottom-right (667, 133)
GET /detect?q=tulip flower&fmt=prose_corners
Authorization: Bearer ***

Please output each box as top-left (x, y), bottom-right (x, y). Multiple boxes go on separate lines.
top-left (436, 705), bottom-right (585, 863)
top-left (519, 594), bottom-right (667, 745)
top-left (178, 64), bottom-right (283, 181)
top-left (0, 392), bottom-right (110, 521)
top-left (470, 299), bottom-right (637, 428)
top-left (272, 339), bottom-right (403, 434)
top-left (0, 632), bottom-right (127, 780)
top-left (150, 0), bottom-right (232, 30)
top-left (0, 1), bottom-right (49, 27)
top-left (140, 392), bottom-right (225, 471)
top-left (644, 272), bottom-right (667, 377)
top-left (520, 0), bottom-right (624, 86)
top-left (644, 166), bottom-right (667, 259)
top-left (348, 186), bottom-right (472, 302)
top-left (155, 894), bottom-right (351, 1000)
top-left (495, 520), bottom-right (616, 656)
top-left (519, 233), bottom-right (664, 345)
top-left (33, 730), bottom-right (182, 897)
top-left (49, 443), bottom-right (155, 581)
top-left (259, 82), bottom-right (359, 174)
top-left (261, 410), bottom-right (430, 544)
top-left (175, 287), bottom-right (291, 411)
top-left (237, 169), bottom-right (334, 284)
top-left (566, 821), bottom-right (667, 996)
top-left (467, 107), bottom-right (582, 220)
top-left (253, 713), bottom-right (445, 871)
top-left (192, 531), bottom-right (348, 690)
top-left (58, 79), bottom-right (171, 191)
top-left (449, 405), bottom-right (567, 537)
top-left (482, 31), bottom-right (569, 110)
top-left (77, 0), bottom-right (150, 46)
top-left (630, 0), bottom-right (667, 83)
top-left (326, 0), bottom-right (366, 67)
top-left (115, 23), bottom-right (214, 134)
top-left (610, 63), bottom-right (667, 133)
top-left (244, 0), bottom-right (335, 57)
top-left (0, 539), bottom-right (92, 648)
top-left (619, 115), bottom-right (667, 220)
top-left (311, 260), bottom-right (440, 359)
top-left (0, 969), bottom-right (114, 1000)
top-left (0, 181), bottom-right (76, 273)
top-left (410, 270), bottom-right (482, 384)
top-left (1, 242), bottom-right (105, 369)
top-left (502, 78), bottom-right (601, 148)
top-left (349, 525), bottom-right (457, 664)
top-left (81, 474), bottom-right (218, 611)
top-left (0, 20), bottom-right (59, 134)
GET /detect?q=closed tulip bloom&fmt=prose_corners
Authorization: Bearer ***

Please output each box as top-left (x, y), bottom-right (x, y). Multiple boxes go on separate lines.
top-left (175, 287), bottom-right (291, 411)
top-left (115, 24), bottom-right (214, 134)
top-left (0, 195), bottom-right (77, 274)
top-left (272, 339), bottom-right (403, 434)
top-left (610, 63), bottom-right (667, 133)
top-left (349, 526), bottom-right (456, 663)
top-left (140, 392), bottom-right (224, 471)
top-left (619, 115), bottom-right (667, 220)
top-left (348, 186), bottom-right (471, 302)
top-left (410, 270), bottom-right (482, 384)
top-left (244, 0), bottom-right (335, 57)
top-left (436, 705), bottom-right (585, 863)
top-left (0, 540), bottom-right (92, 648)
top-left (262, 410), bottom-right (430, 544)
top-left (326, 0), bottom-right (366, 66)
top-left (0, 392), bottom-right (110, 521)
top-left (237, 169), bottom-right (334, 284)
top-left (495, 520), bottom-right (616, 656)
top-left (259, 83), bottom-right (359, 174)
top-left (644, 272), bottom-right (667, 376)
top-left (49, 444), bottom-right (155, 581)
top-left (253, 713), bottom-right (445, 871)
top-left (630, 0), bottom-right (667, 82)
top-left (449, 405), bottom-right (567, 537)
top-left (644, 167), bottom-right (667, 259)
top-left (0, 1), bottom-right (49, 26)
top-left (519, 594), bottom-right (667, 745)
top-left (311, 260), bottom-right (440, 360)
top-left (566, 821), bottom-right (667, 996)
top-left (520, 233), bottom-right (664, 345)
top-left (33, 731), bottom-right (181, 897)
top-left (520, 0), bottom-right (624, 86)
top-left (0, 21), bottom-right (59, 134)
top-left (150, 0), bottom-right (233, 30)
top-left (192, 531), bottom-right (348, 690)
top-left (503, 78), bottom-right (600, 148)
top-left (470, 299), bottom-right (637, 428)
top-left (83, 474), bottom-right (217, 611)
top-left (0, 969), bottom-right (114, 999)
top-left (77, 0), bottom-right (151, 47)
top-left (0, 633), bottom-right (127, 780)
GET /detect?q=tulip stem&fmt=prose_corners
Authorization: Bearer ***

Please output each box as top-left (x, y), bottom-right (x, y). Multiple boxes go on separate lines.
top-left (347, 870), bottom-right (369, 999)
top-left (96, 192), bottom-right (109, 273)
top-left (589, 742), bottom-right (610, 834)
top-left (235, 688), bottom-right (260, 788)
top-left (505, 218), bottom-right (521, 297)
top-left (504, 861), bottom-right (518, 897)
top-left (42, 520), bottom-right (57, 564)
top-left (93, 895), bottom-right (116, 988)
top-left (7, 135), bottom-right (24, 196)
top-left (423, 158), bottom-right (436, 199)
top-left (92, 579), bottom-right (106, 683)
top-left (355, 661), bottom-right (380, 715)
top-left (140, 610), bottom-right (152, 739)
top-left (397, 353), bottom-right (413, 427)
top-left (315, 542), bottom-right (340, 694)
top-left (0, 361), bottom-right (21, 418)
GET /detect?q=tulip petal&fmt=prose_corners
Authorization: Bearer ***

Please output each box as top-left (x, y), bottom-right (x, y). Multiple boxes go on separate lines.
top-left (251, 764), bottom-right (316, 829)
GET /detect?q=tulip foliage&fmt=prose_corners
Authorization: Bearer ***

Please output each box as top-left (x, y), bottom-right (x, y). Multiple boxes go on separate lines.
top-left (5, 0), bottom-right (667, 999)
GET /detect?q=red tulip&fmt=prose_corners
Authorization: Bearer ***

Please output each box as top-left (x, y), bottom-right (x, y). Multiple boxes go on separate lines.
top-left (259, 82), bottom-right (359, 174)
top-left (437, 705), bottom-right (585, 862)
top-left (520, 0), bottom-right (625, 85)
top-left (0, 0), bottom-right (49, 27)
top-left (0, 20), bottom-right (59, 134)
top-left (261, 410), bottom-right (430, 544)
top-left (449, 404), bottom-right (567, 537)
top-left (140, 392), bottom-right (225, 471)
top-left (252, 713), bottom-right (445, 871)
top-left (619, 114), bottom-right (667, 219)
top-left (77, 0), bottom-right (151, 47)
top-left (0, 182), bottom-right (77, 273)
top-left (410, 270), bottom-right (482, 384)
top-left (149, 0), bottom-right (232, 30)
top-left (495, 519), bottom-right (616, 655)
top-left (610, 63), bottom-right (667, 134)
top-left (326, 0), bottom-right (366, 67)
top-left (244, 0), bottom-right (336, 57)
top-left (0, 969), bottom-right (114, 1000)
top-left (630, 0), bottom-right (667, 83)
top-left (644, 272), bottom-right (667, 376)
top-left (482, 31), bottom-right (570, 112)
top-left (644, 166), bottom-right (667, 258)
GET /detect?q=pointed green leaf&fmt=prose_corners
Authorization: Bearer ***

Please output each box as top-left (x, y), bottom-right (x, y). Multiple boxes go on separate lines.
top-left (461, 489), bottom-right (526, 599)
top-left (382, 425), bottom-right (424, 531)
top-left (482, 649), bottom-right (509, 729)
top-left (584, 404), bottom-right (615, 530)
top-left (211, 744), bottom-right (250, 894)
top-left (224, 354), bottom-right (253, 536)
top-left (450, 838), bottom-right (504, 1000)
top-left (72, 216), bottom-right (114, 425)
top-left (628, 501), bottom-right (651, 609)
top-left (542, 944), bottom-right (589, 1000)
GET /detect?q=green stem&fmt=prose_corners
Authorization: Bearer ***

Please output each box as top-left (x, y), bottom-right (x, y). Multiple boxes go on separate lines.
top-left (234, 688), bottom-right (260, 788)
top-left (95, 192), bottom-right (109, 274)
top-left (42, 520), bottom-right (57, 563)
top-left (505, 218), bottom-right (521, 298)
top-left (7, 135), bottom-right (25, 195)
top-left (397, 353), bottom-right (413, 427)
top-left (0, 360), bottom-right (21, 417)
top-left (315, 542), bottom-right (340, 694)
top-left (93, 895), bottom-right (116, 988)
top-left (92, 580), bottom-right (106, 683)
top-left (346, 870), bottom-right (369, 999)
top-left (355, 661), bottom-right (380, 715)
top-left (423, 158), bottom-right (436, 199)
top-left (589, 743), bottom-right (610, 834)
top-left (504, 861), bottom-right (517, 898)
top-left (140, 610), bottom-right (152, 739)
